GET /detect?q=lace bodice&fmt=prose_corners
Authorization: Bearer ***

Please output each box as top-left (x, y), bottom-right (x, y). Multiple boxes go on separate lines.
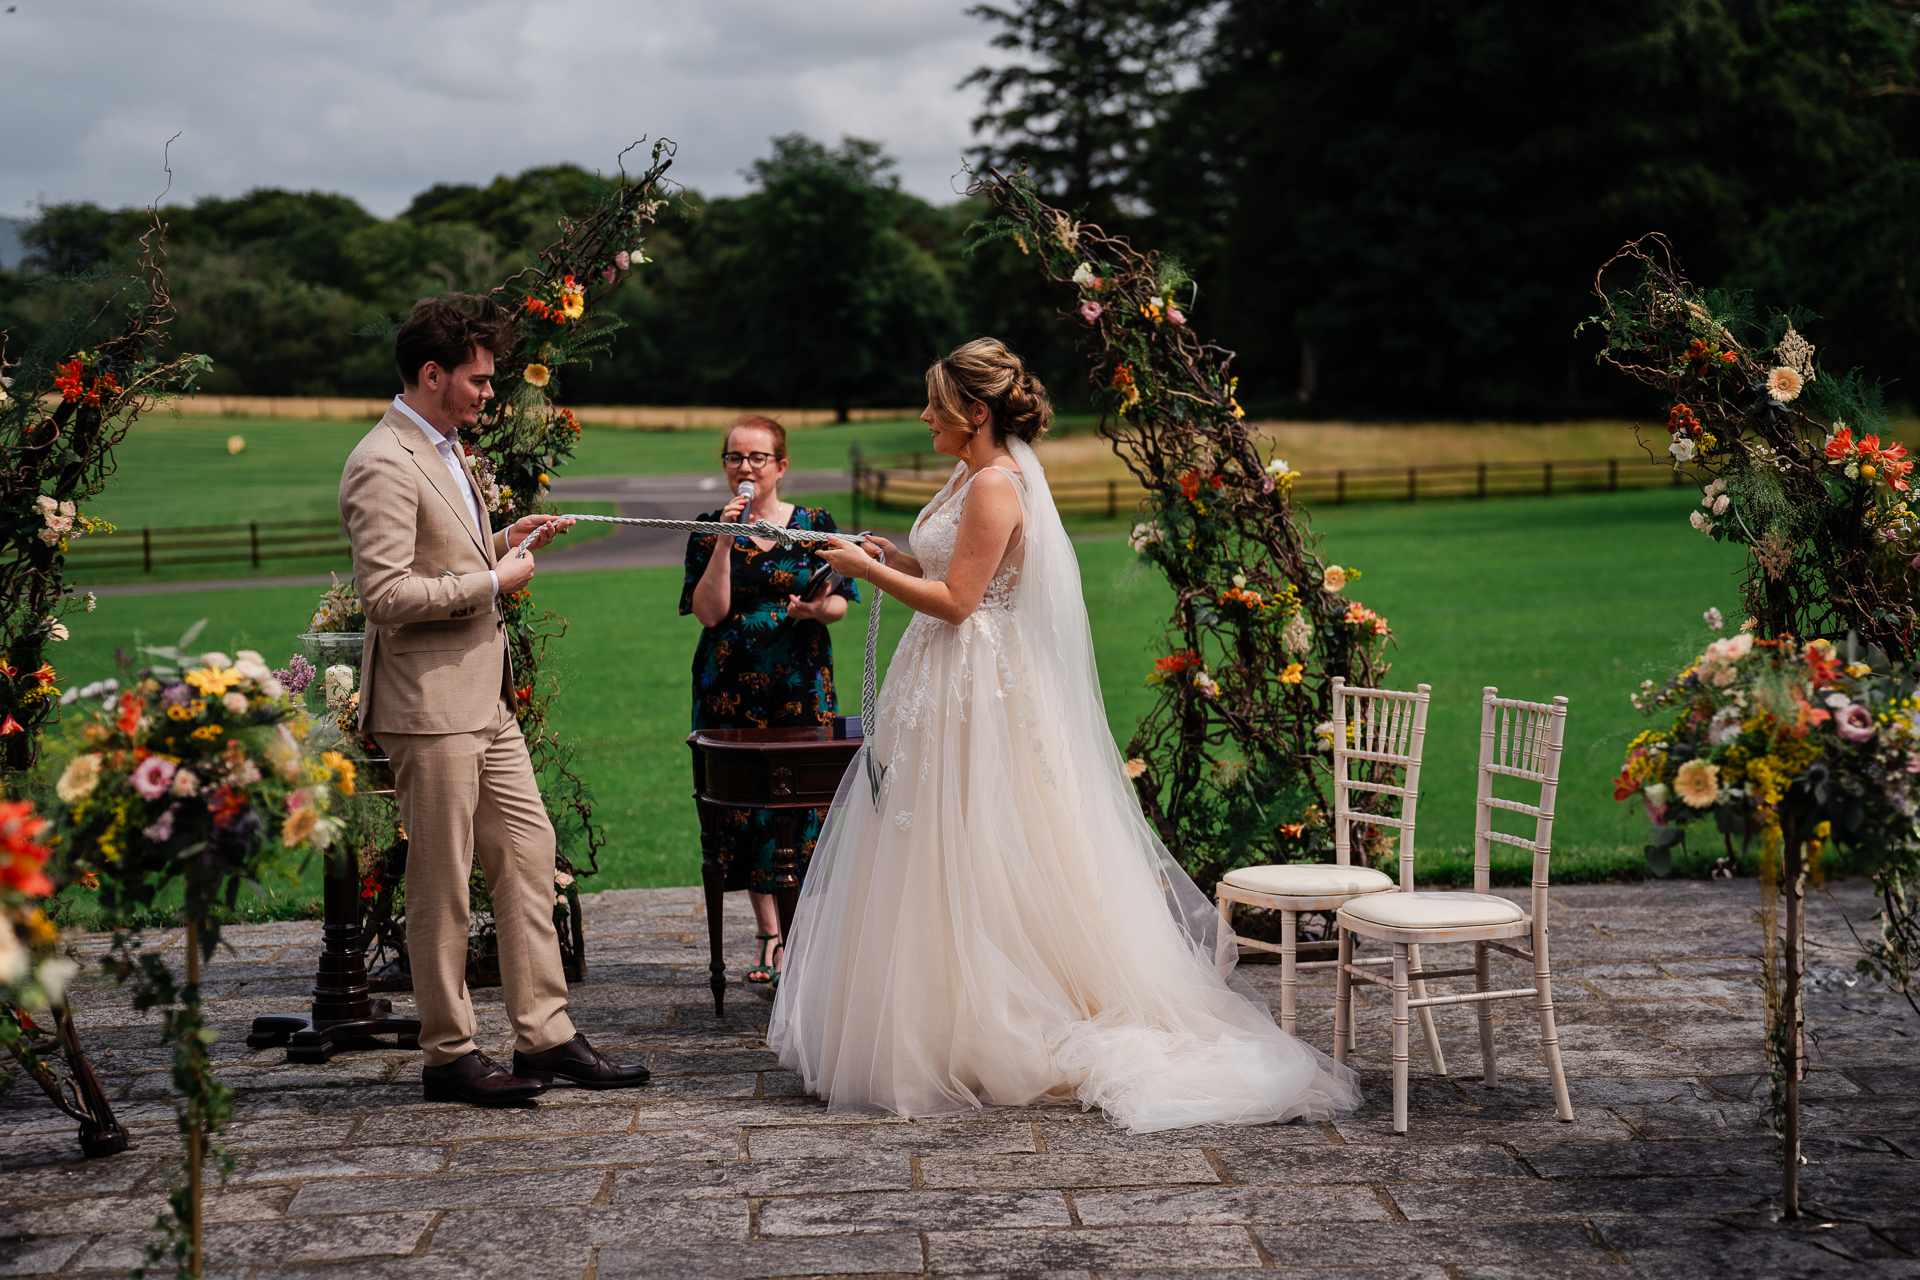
top-left (908, 464), bottom-right (1025, 611)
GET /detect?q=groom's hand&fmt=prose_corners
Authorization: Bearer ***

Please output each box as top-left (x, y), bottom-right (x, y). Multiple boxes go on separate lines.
top-left (509, 514), bottom-right (573, 551)
top-left (497, 548), bottom-right (537, 593)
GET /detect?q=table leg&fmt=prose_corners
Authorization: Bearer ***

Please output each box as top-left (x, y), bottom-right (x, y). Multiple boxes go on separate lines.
top-left (771, 811), bottom-right (805, 952)
top-left (696, 800), bottom-right (729, 1017)
top-left (247, 842), bottom-right (421, 1062)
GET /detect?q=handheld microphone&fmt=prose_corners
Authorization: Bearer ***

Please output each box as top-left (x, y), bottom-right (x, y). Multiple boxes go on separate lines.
top-left (736, 480), bottom-right (755, 523)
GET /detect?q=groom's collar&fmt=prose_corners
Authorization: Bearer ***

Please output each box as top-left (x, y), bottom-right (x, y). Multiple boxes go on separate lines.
top-left (391, 394), bottom-right (459, 452)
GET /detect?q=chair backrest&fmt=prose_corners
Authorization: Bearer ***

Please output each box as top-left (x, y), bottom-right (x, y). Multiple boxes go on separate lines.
top-left (1329, 678), bottom-right (1432, 890)
top-left (1473, 688), bottom-right (1569, 921)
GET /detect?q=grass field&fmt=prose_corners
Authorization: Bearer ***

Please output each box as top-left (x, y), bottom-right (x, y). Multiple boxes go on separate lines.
top-left (46, 481), bottom-right (1744, 895)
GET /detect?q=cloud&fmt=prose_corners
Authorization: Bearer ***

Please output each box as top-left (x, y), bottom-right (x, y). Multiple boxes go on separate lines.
top-left (0, 0), bottom-right (1006, 217)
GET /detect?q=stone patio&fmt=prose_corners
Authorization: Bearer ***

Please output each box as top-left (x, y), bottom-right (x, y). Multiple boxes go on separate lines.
top-left (2, 879), bottom-right (1915, 1279)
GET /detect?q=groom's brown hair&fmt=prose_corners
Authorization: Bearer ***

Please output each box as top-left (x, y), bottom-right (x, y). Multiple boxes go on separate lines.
top-left (395, 293), bottom-right (515, 386)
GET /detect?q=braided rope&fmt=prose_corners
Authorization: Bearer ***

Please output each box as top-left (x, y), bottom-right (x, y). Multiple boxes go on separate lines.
top-left (514, 513), bottom-right (888, 805)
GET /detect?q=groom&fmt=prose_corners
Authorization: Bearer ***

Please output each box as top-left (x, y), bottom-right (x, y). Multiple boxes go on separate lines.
top-left (339, 293), bottom-right (647, 1105)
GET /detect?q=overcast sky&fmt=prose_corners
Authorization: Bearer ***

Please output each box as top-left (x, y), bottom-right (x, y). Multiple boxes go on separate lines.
top-left (0, 0), bottom-right (1009, 221)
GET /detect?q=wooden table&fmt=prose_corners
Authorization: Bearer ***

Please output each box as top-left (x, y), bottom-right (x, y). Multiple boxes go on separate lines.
top-left (686, 721), bottom-right (864, 1016)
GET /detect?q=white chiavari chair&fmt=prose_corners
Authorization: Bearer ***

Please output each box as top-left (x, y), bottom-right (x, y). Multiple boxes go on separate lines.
top-left (1335, 687), bottom-right (1574, 1133)
top-left (1216, 679), bottom-right (1445, 1071)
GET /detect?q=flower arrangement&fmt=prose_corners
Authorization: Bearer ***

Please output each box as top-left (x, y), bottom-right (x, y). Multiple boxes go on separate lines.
top-left (308, 573), bottom-right (365, 634)
top-left (40, 621), bottom-right (357, 1277)
top-left (0, 211), bottom-right (209, 773)
top-left (972, 170), bottom-right (1397, 890)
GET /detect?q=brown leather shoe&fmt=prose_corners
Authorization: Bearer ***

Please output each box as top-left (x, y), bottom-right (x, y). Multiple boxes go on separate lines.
top-left (422, 1050), bottom-right (548, 1106)
top-left (513, 1033), bottom-right (650, 1089)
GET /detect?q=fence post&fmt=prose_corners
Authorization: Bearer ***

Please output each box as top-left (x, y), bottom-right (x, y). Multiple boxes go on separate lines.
top-left (250, 522), bottom-right (260, 568)
top-left (912, 452), bottom-right (922, 476)
top-left (1609, 458), bottom-right (1619, 492)
top-left (849, 443), bottom-right (862, 531)
top-left (1407, 467), bottom-right (1417, 502)
top-left (1336, 470), bottom-right (1346, 506)
top-left (1543, 462), bottom-right (1553, 497)
top-left (1106, 479), bottom-right (1117, 519)
top-left (143, 528), bottom-right (152, 574)
top-left (1477, 462), bottom-right (1487, 499)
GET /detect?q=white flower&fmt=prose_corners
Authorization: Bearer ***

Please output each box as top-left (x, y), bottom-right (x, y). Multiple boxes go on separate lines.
top-left (222, 692), bottom-right (249, 715)
top-left (1282, 610), bottom-right (1313, 655)
top-left (1231, 573), bottom-right (1248, 589)
top-left (43, 618), bottom-right (68, 642)
top-left (33, 958), bottom-right (78, 1010)
top-left (37, 528), bottom-right (60, 546)
top-left (1644, 783), bottom-right (1670, 810)
top-left (554, 870), bottom-right (575, 887)
top-left (260, 676), bottom-right (285, 700)
top-left (1704, 607), bottom-right (1723, 631)
top-left (1712, 494), bottom-right (1729, 515)
top-left (1708, 705), bottom-right (1744, 746)
top-left (1127, 521), bottom-right (1164, 553)
top-left (84, 593), bottom-right (96, 613)
top-left (1071, 262), bottom-right (1096, 287)
top-left (1670, 437), bottom-right (1696, 462)
top-left (171, 768), bottom-right (202, 797)
top-left (324, 665), bottom-right (356, 704)
top-left (1266, 458), bottom-right (1291, 477)
top-left (234, 651), bottom-right (272, 683)
top-left (1703, 478), bottom-right (1726, 501)
top-left (1689, 511), bottom-right (1714, 533)
top-left (34, 496), bottom-right (55, 516)
top-left (200, 652), bottom-right (231, 670)
top-left (1313, 721), bottom-right (1336, 752)
top-left (58, 501), bottom-right (74, 519)
top-left (0, 921), bottom-right (24, 983)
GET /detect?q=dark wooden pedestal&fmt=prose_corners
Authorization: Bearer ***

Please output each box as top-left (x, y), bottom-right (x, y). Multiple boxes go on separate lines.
top-left (687, 721), bottom-right (865, 1017)
top-left (246, 844), bottom-right (421, 1062)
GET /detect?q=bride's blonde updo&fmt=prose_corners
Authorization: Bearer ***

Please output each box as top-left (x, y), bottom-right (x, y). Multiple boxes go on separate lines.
top-left (926, 338), bottom-right (1053, 445)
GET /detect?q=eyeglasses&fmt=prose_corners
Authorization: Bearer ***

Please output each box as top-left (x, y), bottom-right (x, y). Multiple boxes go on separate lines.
top-left (722, 452), bottom-right (779, 468)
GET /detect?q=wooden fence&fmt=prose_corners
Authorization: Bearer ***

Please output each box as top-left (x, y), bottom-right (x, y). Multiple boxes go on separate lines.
top-left (850, 454), bottom-right (1699, 525)
top-left (107, 394), bottom-right (920, 430)
top-left (63, 519), bottom-right (347, 575)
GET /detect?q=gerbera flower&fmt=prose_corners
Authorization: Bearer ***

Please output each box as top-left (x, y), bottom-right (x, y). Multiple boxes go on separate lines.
top-left (1766, 367), bottom-right (1803, 402)
top-left (1674, 758), bottom-right (1720, 808)
top-left (524, 363), bottom-right (551, 388)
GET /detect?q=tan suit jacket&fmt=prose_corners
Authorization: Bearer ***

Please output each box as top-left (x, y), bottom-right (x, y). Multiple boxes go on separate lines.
top-left (340, 407), bottom-right (514, 735)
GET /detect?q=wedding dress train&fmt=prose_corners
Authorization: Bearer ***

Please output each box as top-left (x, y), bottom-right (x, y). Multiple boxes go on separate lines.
top-left (767, 439), bottom-right (1360, 1133)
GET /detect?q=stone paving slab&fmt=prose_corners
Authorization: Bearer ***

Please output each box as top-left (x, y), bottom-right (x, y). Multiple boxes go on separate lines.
top-left (1, 880), bottom-right (1915, 1278)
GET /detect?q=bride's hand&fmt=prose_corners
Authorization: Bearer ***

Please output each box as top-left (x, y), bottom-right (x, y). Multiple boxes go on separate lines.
top-left (816, 537), bottom-right (880, 580)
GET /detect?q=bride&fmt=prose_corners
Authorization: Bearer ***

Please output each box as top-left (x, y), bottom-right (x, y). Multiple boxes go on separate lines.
top-left (770, 338), bottom-right (1360, 1133)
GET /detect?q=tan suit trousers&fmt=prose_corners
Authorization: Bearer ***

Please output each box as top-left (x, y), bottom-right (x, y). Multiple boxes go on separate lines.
top-left (378, 697), bottom-right (575, 1065)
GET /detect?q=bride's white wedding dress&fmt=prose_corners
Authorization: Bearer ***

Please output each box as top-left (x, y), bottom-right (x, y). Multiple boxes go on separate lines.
top-left (768, 438), bottom-right (1360, 1133)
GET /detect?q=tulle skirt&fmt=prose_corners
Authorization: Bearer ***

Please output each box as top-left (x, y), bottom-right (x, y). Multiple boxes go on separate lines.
top-left (767, 604), bottom-right (1361, 1133)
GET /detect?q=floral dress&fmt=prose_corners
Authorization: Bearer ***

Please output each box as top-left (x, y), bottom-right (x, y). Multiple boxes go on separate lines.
top-left (681, 505), bottom-right (860, 893)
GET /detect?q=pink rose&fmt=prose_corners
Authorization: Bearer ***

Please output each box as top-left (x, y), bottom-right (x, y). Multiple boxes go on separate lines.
top-left (131, 755), bottom-right (178, 800)
top-left (601, 266), bottom-right (616, 282)
top-left (614, 251), bottom-right (631, 271)
top-left (1079, 300), bottom-right (1103, 324)
top-left (1834, 702), bottom-right (1876, 743)
top-left (1167, 308), bottom-right (1186, 325)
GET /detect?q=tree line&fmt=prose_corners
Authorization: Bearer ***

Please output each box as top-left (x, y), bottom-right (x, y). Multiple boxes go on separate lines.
top-left (6, 0), bottom-right (1919, 419)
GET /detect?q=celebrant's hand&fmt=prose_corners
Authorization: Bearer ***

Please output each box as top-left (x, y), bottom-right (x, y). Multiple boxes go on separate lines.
top-left (786, 593), bottom-right (836, 621)
top-left (816, 537), bottom-right (880, 581)
top-left (720, 493), bottom-right (752, 523)
top-left (509, 514), bottom-right (574, 553)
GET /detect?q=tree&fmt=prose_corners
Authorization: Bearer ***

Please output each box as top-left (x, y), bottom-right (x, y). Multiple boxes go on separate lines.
top-left (724, 135), bottom-right (963, 419)
top-left (1139, 0), bottom-right (1920, 417)
top-left (963, 0), bottom-right (1210, 226)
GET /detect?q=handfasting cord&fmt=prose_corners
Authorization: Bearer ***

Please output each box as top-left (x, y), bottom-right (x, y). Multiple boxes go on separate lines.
top-left (512, 514), bottom-right (889, 805)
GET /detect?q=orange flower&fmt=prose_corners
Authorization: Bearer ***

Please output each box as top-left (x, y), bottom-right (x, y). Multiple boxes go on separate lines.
top-left (0, 654), bottom-right (15, 678)
top-left (1279, 822), bottom-right (1306, 838)
top-left (1668, 404), bottom-right (1700, 436)
top-left (0, 717), bottom-right (21, 736)
top-left (1612, 770), bottom-right (1638, 802)
top-left (0, 799), bottom-right (54, 897)
top-left (1826, 427), bottom-right (1856, 463)
top-left (115, 692), bottom-right (144, 737)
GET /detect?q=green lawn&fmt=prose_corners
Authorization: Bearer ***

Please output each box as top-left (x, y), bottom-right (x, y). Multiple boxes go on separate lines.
top-left (45, 485), bottom-right (1740, 894)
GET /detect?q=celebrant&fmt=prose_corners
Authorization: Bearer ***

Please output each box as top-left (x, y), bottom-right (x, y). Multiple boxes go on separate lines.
top-left (340, 293), bottom-right (648, 1105)
top-left (682, 415), bottom-right (860, 986)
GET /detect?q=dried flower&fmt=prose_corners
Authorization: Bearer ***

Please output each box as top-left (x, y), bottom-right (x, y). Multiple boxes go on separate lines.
top-left (1282, 610), bottom-right (1312, 655)
top-left (324, 665), bottom-right (355, 706)
top-left (1775, 324), bottom-right (1816, 379)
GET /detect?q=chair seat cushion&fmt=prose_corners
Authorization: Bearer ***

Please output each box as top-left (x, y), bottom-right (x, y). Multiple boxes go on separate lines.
top-left (1340, 890), bottom-right (1526, 930)
top-left (1222, 863), bottom-right (1395, 898)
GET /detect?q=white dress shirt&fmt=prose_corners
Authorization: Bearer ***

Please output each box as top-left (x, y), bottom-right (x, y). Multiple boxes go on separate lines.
top-left (393, 395), bottom-right (499, 604)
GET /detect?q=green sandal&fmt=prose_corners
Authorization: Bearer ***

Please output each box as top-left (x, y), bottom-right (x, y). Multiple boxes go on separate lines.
top-left (746, 933), bottom-right (781, 984)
